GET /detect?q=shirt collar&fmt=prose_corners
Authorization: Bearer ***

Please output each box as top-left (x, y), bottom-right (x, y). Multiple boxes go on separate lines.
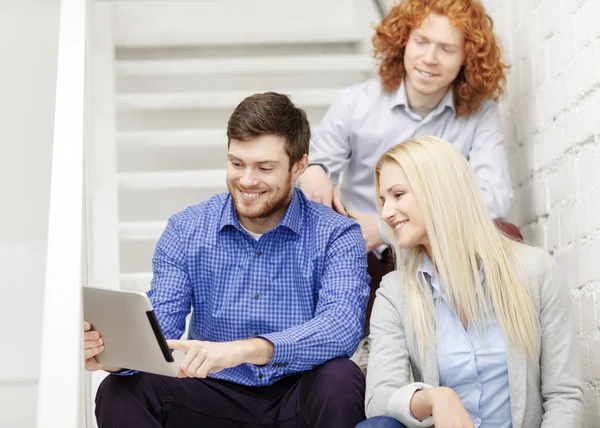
top-left (417, 254), bottom-right (484, 300)
top-left (218, 188), bottom-right (304, 236)
top-left (391, 78), bottom-right (456, 118)
top-left (417, 254), bottom-right (439, 297)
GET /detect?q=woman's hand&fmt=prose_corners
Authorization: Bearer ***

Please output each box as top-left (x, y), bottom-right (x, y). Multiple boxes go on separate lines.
top-left (411, 387), bottom-right (475, 428)
top-left (429, 387), bottom-right (475, 428)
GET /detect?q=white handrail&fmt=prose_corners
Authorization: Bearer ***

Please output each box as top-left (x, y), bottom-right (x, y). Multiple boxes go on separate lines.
top-left (36, 0), bottom-right (89, 426)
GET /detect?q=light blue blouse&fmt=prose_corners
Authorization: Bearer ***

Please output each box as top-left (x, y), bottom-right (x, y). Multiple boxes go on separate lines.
top-left (419, 256), bottom-right (512, 428)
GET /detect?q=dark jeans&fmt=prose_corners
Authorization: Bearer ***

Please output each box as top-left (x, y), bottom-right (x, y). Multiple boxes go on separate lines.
top-left (95, 357), bottom-right (366, 428)
top-left (356, 416), bottom-right (405, 428)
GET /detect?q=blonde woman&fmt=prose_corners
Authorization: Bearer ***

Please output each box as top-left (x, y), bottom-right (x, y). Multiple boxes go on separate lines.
top-left (358, 137), bottom-right (583, 428)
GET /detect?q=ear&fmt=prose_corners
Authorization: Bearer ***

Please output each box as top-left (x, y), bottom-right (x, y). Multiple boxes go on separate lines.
top-left (291, 154), bottom-right (309, 181)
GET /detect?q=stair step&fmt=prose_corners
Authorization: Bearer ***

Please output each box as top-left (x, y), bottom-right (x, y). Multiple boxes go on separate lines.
top-left (118, 129), bottom-right (226, 147)
top-left (118, 169), bottom-right (227, 190)
top-left (120, 221), bottom-right (166, 241)
top-left (116, 54), bottom-right (374, 76)
top-left (116, 88), bottom-right (340, 110)
top-left (120, 272), bottom-right (153, 292)
top-left (114, 0), bottom-right (365, 48)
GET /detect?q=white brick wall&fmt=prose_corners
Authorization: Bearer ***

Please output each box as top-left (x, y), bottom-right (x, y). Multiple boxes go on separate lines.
top-left (483, 0), bottom-right (600, 425)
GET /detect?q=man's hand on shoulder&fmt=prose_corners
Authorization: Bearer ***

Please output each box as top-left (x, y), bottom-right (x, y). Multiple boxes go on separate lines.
top-left (299, 165), bottom-right (347, 215)
top-left (167, 338), bottom-right (274, 379)
top-left (347, 211), bottom-right (384, 252)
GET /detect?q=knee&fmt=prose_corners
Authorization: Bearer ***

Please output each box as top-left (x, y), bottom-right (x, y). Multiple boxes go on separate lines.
top-left (313, 358), bottom-right (365, 397)
top-left (96, 373), bottom-right (149, 409)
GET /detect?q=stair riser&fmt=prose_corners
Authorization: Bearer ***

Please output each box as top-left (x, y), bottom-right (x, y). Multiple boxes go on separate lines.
top-left (117, 42), bottom-right (360, 61)
top-left (119, 188), bottom-right (226, 222)
top-left (120, 241), bottom-right (156, 274)
top-left (117, 71), bottom-right (372, 94)
top-left (117, 106), bottom-right (329, 131)
top-left (119, 144), bottom-right (227, 172)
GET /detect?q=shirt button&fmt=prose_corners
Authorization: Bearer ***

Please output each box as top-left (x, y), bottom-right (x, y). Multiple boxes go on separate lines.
top-left (256, 250), bottom-right (262, 256)
top-left (474, 382), bottom-right (480, 388)
top-left (283, 362), bottom-right (288, 367)
top-left (258, 373), bottom-right (263, 379)
top-left (253, 332), bottom-right (259, 336)
top-left (254, 293), bottom-right (260, 299)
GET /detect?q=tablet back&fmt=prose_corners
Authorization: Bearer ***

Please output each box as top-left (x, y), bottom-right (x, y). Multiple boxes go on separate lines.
top-left (83, 287), bottom-right (180, 377)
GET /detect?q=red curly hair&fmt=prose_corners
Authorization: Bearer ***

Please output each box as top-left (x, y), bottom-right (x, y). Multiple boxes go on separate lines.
top-left (373, 0), bottom-right (508, 117)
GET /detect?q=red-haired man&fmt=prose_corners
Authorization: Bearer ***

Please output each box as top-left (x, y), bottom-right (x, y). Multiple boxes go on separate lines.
top-left (300, 0), bottom-right (519, 370)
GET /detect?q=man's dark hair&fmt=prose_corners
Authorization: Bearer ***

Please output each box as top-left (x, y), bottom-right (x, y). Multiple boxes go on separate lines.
top-left (227, 92), bottom-right (311, 170)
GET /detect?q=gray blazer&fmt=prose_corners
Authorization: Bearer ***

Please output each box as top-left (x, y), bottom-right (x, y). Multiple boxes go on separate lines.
top-left (365, 245), bottom-right (584, 427)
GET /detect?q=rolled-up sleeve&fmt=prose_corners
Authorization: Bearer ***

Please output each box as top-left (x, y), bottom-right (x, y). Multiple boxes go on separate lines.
top-left (468, 100), bottom-right (513, 219)
top-left (308, 89), bottom-right (354, 186)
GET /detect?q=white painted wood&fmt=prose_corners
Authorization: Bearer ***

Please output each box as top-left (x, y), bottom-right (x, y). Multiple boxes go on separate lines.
top-left (116, 54), bottom-right (374, 76)
top-left (113, 0), bottom-right (362, 47)
top-left (117, 127), bottom-right (320, 148)
top-left (118, 169), bottom-right (227, 190)
top-left (118, 128), bottom-right (227, 147)
top-left (86, 4), bottom-right (119, 427)
top-left (36, 0), bottom-right (88, 426)
top-left (87, 3), bottom-right (120, 291)
top-left (117, 88), bottom-right (340, 110)
top-left (378, 0), bottom-right (394, 15)
top-left (120, 272), bottom-right (153, 292)
top-left (120, 220), bottom-right (167, 241)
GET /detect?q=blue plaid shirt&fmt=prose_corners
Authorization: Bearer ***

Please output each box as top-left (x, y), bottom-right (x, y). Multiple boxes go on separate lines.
top-left (139, 189), bottom-right (369, 386)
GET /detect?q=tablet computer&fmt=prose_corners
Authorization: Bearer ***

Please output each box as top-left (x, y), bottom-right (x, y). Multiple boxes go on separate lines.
top-left (83, 286), bottom-right (184, 377)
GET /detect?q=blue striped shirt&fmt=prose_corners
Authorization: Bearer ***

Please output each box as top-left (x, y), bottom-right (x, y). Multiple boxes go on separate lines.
top-left (143, 189), bottom-right (369, 386)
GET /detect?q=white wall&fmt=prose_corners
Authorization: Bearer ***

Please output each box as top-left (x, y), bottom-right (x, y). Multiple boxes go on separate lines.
top-left (483, 0), bottom-right (600, 426)
top-left (378, 0), bottom-right (395, 15)
top-left (0, 2), bottom-right (60, 427)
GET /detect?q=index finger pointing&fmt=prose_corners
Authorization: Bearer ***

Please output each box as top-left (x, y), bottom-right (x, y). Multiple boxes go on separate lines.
top-left (166, 340), bottom-right (190, 353)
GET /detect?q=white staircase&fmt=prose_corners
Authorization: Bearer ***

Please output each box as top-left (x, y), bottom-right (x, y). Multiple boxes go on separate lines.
top-left (97, 0), bottom-right (379, 294)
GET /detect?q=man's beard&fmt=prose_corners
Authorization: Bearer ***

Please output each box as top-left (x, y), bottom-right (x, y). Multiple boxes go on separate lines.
top-left (228, 175), bottom-right (293, 222)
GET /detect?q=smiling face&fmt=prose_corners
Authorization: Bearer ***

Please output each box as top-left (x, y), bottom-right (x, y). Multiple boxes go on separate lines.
top-left (226, 134), bottom-right (307, 233)
top-left (403, 12), bottom-right (466, 108)
top-left (378, 160), bottom-right (430, 251)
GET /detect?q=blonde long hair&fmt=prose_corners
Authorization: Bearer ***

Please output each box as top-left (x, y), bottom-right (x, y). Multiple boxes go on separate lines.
top-left (375, 136), bottom-right (537, 357)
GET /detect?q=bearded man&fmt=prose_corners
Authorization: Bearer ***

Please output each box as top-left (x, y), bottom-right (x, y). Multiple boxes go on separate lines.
top-left (86, 92), bottom-right (370, 428)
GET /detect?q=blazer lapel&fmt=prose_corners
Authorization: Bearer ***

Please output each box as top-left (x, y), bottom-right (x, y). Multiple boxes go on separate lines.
top-left (507, 344), bottom-right (526, 428)
top-left (421, 345), bottom-right (440, 386)
top-left (401, 303), bottom-right (439, 386)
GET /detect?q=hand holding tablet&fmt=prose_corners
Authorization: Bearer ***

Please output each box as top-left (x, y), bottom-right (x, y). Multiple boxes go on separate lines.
top-left (82, 287), bottom-right (185, 377)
